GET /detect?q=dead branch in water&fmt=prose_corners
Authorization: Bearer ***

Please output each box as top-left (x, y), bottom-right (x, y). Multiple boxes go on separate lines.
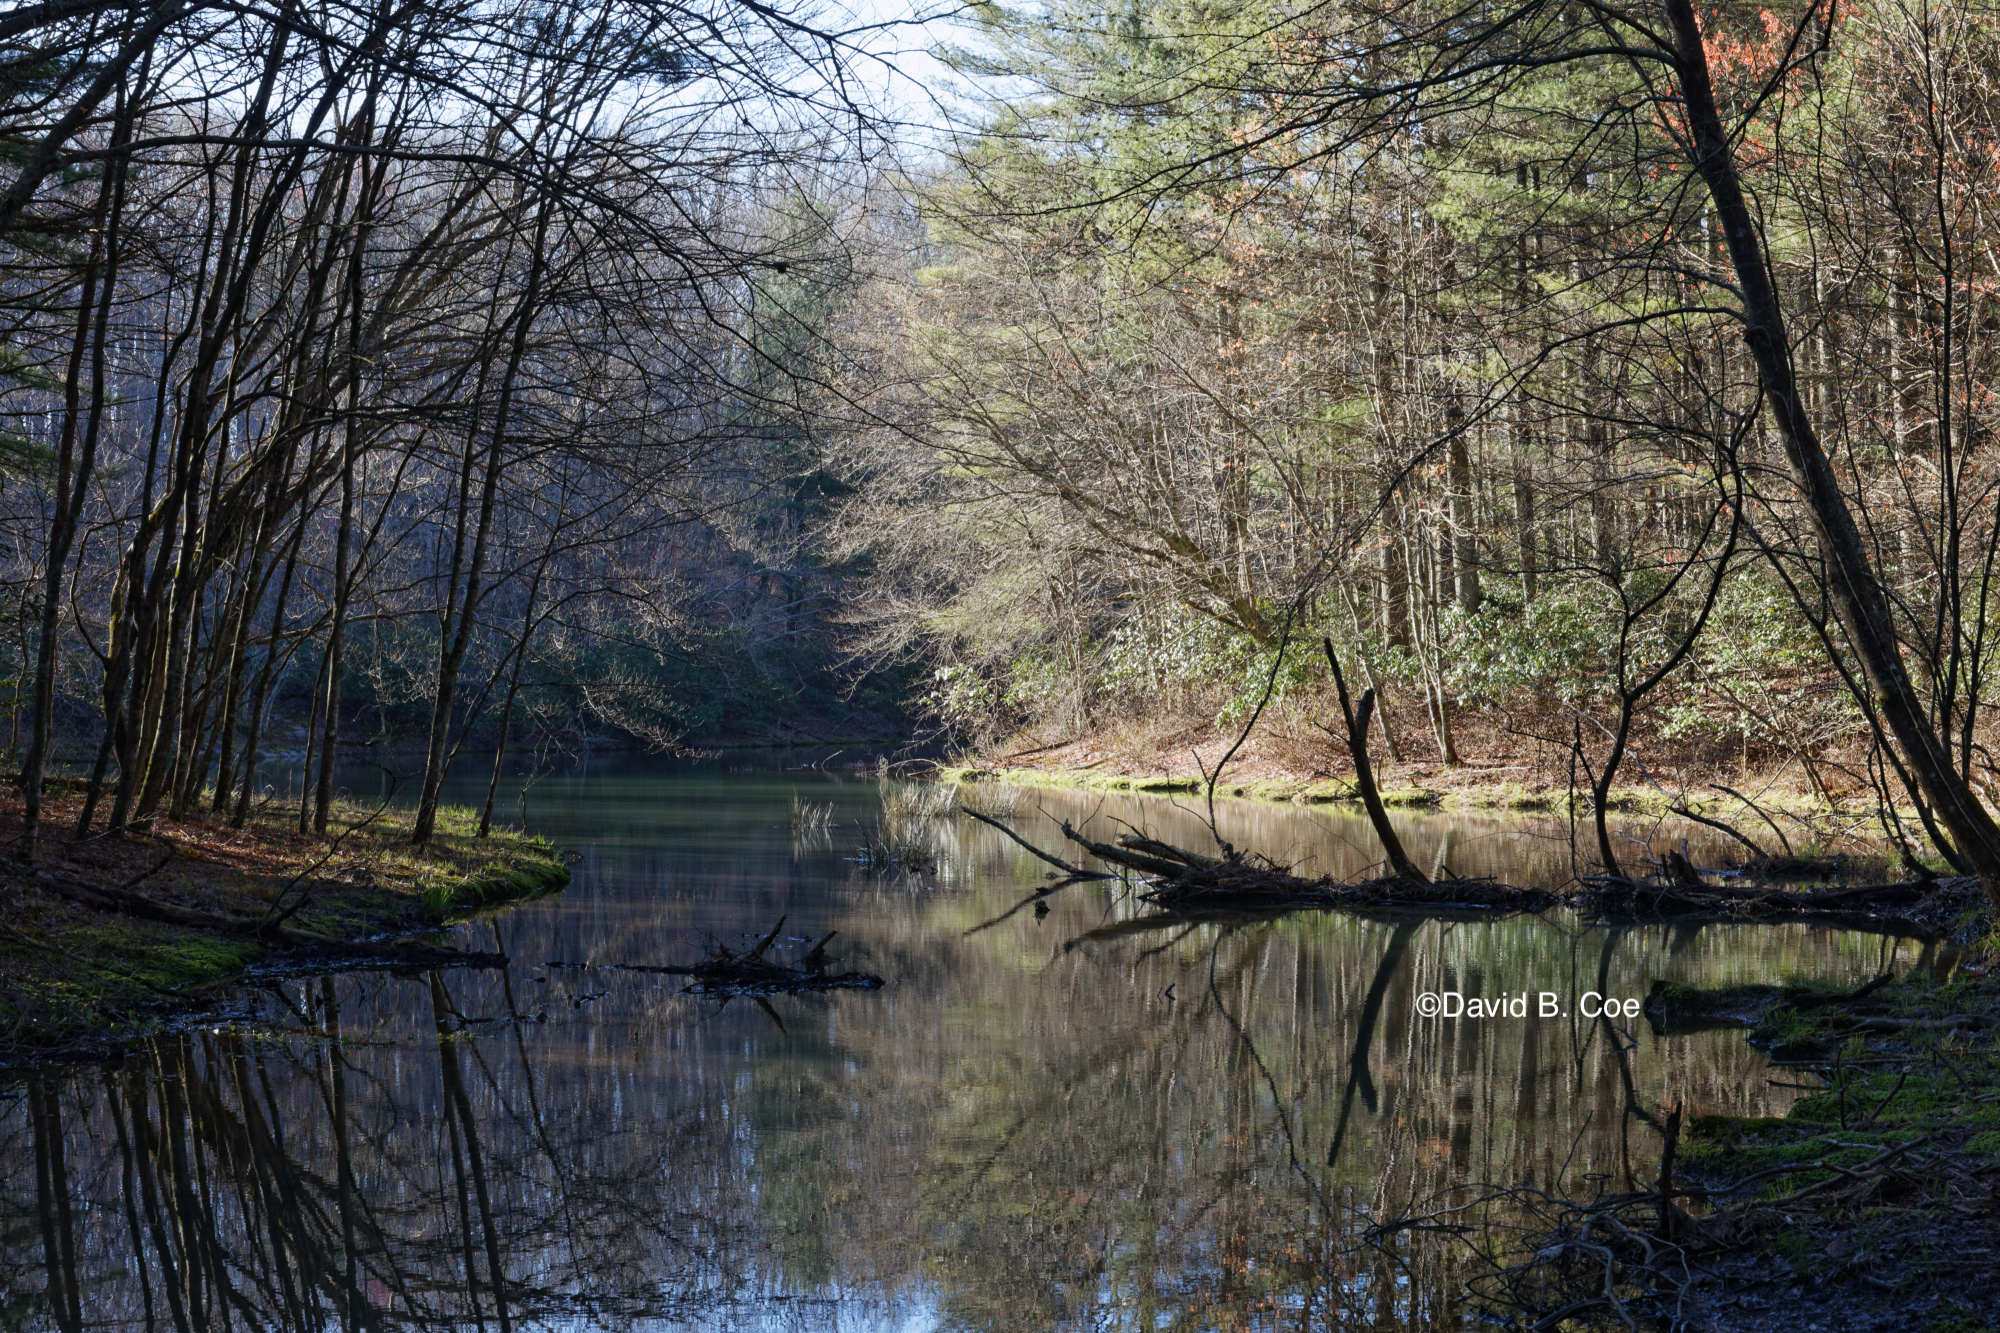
top-left (1115, 834), bottom-right (1219, 869)
top-left (1573, 871), bottom-right (1979, 931)
top-left (1149, 867), bottom-right (1553, 913)
top-left (1061, 821), bottom-right (1196, 877)
top-left (960, 805), bottom-right (1111, 879)
top-left (1323, 637), bottom-right (1428, 883)
top-left (963, 810), bottom-right (1555, 914)
top-left (588, 915), bottom-right (885, 994)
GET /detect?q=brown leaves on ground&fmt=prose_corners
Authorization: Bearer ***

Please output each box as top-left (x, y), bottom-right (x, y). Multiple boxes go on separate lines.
top-left (0, 788), bottom-right (501, 916)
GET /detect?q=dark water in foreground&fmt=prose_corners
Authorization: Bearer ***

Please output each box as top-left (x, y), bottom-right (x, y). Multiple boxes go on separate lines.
top-left (0, 755), bottom-right (1936, 1330)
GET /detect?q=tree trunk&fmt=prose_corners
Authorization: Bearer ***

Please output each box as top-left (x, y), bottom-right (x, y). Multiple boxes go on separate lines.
top-left (313, 424), bottom-right (358, 835)
top-left (477, 574), bottom-right (544, 837)
top-left (1666, 0), bottom-right (2000, 907)
top-left (19, 126), bottom-right (122, 861)
top-left (1447, 411), bottom-right (1481, 614)
top-left (232, 511), bottom-right (308, 827)
top-left (413, 193), bottom-right (552, 847)
top-left (209, 469), bottom-right (284, 813)
top-left (1326, 640), bottom-right (1425, 881)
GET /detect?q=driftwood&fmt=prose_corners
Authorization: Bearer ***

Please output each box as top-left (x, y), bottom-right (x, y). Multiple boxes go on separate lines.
top-left (600, 916), bottom-right (885, 994)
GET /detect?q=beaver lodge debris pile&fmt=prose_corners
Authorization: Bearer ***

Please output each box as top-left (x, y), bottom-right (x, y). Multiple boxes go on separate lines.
top-left (591, 916), bottom-right (884, 995)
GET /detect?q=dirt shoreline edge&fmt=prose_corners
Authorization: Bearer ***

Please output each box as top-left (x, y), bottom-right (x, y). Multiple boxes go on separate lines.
top-left (0, 789), bottom-right (571, 1065)
top-left (1517, 964), bottom-right (2000, 1331)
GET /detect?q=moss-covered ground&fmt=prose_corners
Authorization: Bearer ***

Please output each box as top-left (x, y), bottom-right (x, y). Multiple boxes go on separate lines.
top-left (1667, 961), bottom-right (2000, 1329)
top-left (0, 787), bottom-right (568, 1060)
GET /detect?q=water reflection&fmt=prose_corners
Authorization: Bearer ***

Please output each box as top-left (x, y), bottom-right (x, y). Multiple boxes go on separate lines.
top-left (0, 758), bottom-right (1924, 1330)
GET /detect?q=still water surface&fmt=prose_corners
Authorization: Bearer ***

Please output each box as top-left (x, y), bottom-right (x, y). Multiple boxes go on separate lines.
top-left (2, 754), bottom-right (1931, 1330)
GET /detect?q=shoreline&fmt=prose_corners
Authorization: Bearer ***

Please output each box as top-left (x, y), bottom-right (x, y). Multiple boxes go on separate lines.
top-left (952, 746), bottom-right (2000, 1325)
top-left (940, 758), bottom-right (1842, 822)
top-left (1509, 961), bottom-right (2000, 1331)
top-left (934, 705), bottom-right (1888, 828)
top-left (0, 788), bottom-right (569, 1064)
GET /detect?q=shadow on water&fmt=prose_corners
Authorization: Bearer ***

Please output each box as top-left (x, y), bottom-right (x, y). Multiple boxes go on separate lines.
top-left (0, 753), bottom-right (1938, 1330)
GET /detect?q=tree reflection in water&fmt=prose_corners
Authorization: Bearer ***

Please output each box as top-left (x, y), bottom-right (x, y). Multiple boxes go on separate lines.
top-left (0, 765), bottom-right (1926, 1331)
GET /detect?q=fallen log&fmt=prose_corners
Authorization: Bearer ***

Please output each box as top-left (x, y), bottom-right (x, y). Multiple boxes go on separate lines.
top-left (1115, 834), bottom-right (1218, 869)
top-left (1144, 864), bottom-right (1557, 914)
top-left (1843, 1014), bottom-right (1993, 1033)
top-left (1572, 873), bottom-right (1975, 926)
top-left (1060, 822), bottom-right (1192, 877)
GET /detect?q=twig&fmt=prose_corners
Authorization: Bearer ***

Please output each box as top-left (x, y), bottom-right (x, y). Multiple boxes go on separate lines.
top-left (1194, 619), bottom-right (1295, 855)
top-left (1862, 1068), bottom-right (1910, 1126)
top-left (261, 784), bottom-right (400, 929)
top-left (1710, 784), bottom-right (1795, 856)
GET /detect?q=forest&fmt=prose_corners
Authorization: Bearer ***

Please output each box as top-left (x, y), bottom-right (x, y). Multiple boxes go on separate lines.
top-left (8, 0), bottom-right (2000, 899)
top-left (0, 0), bottom-right (877, 857)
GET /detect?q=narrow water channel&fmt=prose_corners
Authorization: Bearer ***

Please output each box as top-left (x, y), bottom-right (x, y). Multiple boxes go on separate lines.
top-left (0, 754), bottom-right (1929, 1330)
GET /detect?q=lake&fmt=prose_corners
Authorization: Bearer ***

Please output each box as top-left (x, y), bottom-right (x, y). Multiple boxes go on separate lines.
top-left (0, 753), bottom-right (1931, 1330)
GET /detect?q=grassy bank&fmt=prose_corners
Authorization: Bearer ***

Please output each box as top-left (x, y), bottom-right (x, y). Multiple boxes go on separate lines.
top-left (0, 787), bottom-right (569, 1061)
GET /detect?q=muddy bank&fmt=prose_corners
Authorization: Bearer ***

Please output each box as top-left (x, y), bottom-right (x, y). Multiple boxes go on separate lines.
top-left (1453, 960), bottom-right (2000, 1331)
top-left (1675, 965), bottom-right (2000, 1329)
top-left (0, 788), bottom-right (569, 1062)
